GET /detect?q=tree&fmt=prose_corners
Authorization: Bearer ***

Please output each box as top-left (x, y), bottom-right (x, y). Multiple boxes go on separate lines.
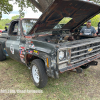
top-left (28, 0), bottom-right (54, 12)
top-left (0, 0), bottom-right (100, 20)
top-left (0, 15), bottom-right (24, 29)
top-left (0, 0), bottom-right (54, 20)
top-left (91, 0), bottom-right (100, 3)
top-left (11, 15), bottom-right (24, 20)
top-left (91, 14), bottom-right (100, 27)
top-left (14, 0), bottom-right (100, 13)
top-left (0, 0), bottom-right (13, 19)
top-left (15, 0), bottom-right (54, 13)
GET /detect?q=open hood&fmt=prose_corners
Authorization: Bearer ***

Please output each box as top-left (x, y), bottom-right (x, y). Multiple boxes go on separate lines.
top-left (30, 0), bottom-right (100, 34)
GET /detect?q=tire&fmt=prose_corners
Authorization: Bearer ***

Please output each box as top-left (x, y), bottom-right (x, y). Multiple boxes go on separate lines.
top-left (76, 67), bottom-right (83, 73)
top-left (80, 64), bottom-right (90, 69)
top-left (0, 45), bottom-right (6, 61)
top-left (31, 59), bottom-right (48, 88)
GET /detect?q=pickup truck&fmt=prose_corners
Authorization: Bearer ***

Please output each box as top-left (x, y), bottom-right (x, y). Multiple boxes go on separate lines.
top-left (0, 0), bottom-right (100, 88)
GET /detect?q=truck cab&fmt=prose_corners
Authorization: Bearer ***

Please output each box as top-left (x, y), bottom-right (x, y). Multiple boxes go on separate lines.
top-left (5, 18), bottom-right (37, 62)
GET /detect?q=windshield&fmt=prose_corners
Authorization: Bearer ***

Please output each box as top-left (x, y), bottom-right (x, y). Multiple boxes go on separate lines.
top-left (22, 19), bottom-right (37, 35)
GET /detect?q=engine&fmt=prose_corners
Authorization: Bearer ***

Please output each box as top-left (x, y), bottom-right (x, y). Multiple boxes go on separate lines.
top-left (35, 30), bottom-right (96, 44)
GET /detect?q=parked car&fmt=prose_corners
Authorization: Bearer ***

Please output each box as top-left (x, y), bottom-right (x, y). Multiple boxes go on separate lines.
top-left (0, 30), bottom-right (3, 33)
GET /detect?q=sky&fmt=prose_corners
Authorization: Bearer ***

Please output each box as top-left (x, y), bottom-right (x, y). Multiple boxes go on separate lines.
top-left (2, 1), bottom-right (42, 19)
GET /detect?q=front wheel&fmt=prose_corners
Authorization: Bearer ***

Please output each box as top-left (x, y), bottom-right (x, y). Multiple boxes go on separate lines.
top-left (31, 59), bottom-right (48, 88)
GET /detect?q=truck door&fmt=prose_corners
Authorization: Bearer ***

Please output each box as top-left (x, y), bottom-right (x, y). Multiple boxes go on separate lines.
top-left (6, 20), bottom-right (21, 62)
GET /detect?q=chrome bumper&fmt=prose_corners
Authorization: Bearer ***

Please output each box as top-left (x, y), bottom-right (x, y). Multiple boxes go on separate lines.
top-left (59, 54), bottom-right (100, 73)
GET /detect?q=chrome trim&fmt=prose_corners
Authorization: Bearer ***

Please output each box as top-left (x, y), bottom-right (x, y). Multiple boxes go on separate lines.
top-left (71, 39), bottom-right (100, 64)
top-left (57, 38), bottom-right (100, 65)
top-left (71, 48), bottom-right (100, 59)
top-left (58, 38), bottom-right (100, 50)
top-left (71, 52), bottom-right (100, 64)
top-left (57, 48), bottom-right (71, 64)
top-left (58, 60), bottom-right (69, 64)
top-left (71, 45), bottom-right (100, 54)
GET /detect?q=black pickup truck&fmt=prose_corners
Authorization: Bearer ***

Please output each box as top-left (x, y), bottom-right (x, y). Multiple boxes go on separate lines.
top-left (0, 0), bottom-right (100, 88)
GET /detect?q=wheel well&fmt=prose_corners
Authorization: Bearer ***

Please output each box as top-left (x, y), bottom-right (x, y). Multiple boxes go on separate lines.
top-left (26, 54), bottom-right (45, 65)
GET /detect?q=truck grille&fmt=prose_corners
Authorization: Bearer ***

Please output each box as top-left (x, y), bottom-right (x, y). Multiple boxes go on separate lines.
top-left (71, 42), bottom-right (100, 64)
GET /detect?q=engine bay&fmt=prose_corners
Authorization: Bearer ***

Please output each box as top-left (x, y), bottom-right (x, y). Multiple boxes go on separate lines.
top-left (35, 30), bottom-right (96, 44)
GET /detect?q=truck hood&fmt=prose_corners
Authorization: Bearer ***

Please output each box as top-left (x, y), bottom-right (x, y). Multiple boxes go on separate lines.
top-left (30, 0), bottom-right (100, 34)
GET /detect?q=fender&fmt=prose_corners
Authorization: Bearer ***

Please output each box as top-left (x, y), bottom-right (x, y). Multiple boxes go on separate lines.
top-left (0, 38), bottom-right (8, 56)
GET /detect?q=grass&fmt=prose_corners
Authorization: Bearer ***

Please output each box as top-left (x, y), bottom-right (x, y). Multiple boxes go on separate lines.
top-left (0, 57), bottom-right (100, 100)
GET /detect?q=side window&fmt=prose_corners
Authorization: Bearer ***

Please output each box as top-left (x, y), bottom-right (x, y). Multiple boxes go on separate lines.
top-left (13, 23), bottom-right (18, 35)
top-left (9, 21), bottom-right (19, 36)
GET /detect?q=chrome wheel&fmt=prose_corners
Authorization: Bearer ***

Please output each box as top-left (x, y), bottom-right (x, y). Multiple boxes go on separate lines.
top-left (32, 65), bottom-right (39, 83)
top-left (31, 59), bottom-right (48, 88)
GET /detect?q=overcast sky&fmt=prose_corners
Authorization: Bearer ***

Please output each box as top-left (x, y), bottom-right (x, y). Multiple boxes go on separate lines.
top-left (2, 1), bottom-right (42, 19)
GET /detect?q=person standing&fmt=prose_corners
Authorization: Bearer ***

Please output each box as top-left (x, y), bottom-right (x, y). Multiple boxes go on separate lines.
top-left (2, 27), bottom-right (7, 33)
top-left (80, 20), bottom-right (97, 36)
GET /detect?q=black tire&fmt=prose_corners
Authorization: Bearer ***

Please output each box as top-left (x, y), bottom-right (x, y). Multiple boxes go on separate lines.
top-left (0, 45), bottom-right (6, 61)
top-left (80, 64), bottom-right (90, 69)
top-left (76, 67), bottom-right (83, 73)
top-left (31, 59), bottom-right (48, 88)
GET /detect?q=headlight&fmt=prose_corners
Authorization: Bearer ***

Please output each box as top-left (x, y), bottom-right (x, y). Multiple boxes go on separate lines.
top-left (59, 51), bottom-right (64, 60)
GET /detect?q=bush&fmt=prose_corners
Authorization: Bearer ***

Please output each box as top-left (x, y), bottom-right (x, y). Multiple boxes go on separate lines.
top-left (91, 14), bottom-right (100, 27)
top-left (0, 19), bottom-right (11, 29)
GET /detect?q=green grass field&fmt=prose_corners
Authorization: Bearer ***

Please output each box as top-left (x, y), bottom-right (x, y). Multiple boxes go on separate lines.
top-left (0, 57), bottom-right (100, 100)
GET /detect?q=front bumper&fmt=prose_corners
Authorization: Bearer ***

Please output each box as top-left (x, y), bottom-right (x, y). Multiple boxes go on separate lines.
top-left (59, 54), bottom-right (100, 73)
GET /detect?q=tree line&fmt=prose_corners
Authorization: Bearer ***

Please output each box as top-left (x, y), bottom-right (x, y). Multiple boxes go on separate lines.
top-left (0, 15), bottom-right (21, 29)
